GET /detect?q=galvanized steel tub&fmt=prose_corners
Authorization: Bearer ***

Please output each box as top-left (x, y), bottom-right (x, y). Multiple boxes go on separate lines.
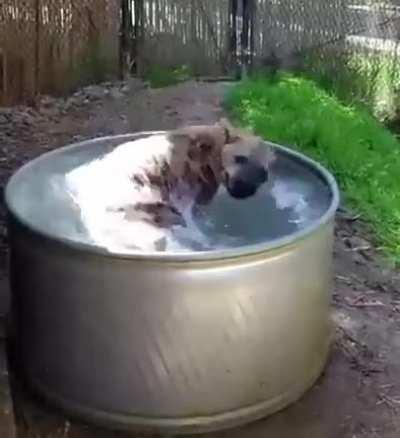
top-left (5, 132), bottom-right (339, 434)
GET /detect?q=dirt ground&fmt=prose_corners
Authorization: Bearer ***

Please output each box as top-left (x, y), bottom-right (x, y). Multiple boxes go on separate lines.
top-left (1, 80), bottom-right (400, 437)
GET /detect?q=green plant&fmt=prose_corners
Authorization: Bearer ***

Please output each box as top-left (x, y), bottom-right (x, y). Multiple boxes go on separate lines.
top-left (303, 49), bottom-right (400, 123)
top-left (67, 41), bottom-right (117, 93)
top-left (226, 73), bottom-right (400, 262)
top-left (145, 64), bottom-right (192, 88)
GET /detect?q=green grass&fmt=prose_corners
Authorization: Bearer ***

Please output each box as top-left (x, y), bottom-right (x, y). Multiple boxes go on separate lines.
top-left (225, 73), bottom-right (400, 263)
top-left (304, 50), bottom-right (400, 123)
top-left (67, 41), bottom-right (117, 93)
top-left (145, 65), bottom-right (191, 88)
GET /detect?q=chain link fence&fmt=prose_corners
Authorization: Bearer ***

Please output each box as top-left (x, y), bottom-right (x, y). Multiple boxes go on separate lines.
top-left (252, 0), bottom-right (400, 121)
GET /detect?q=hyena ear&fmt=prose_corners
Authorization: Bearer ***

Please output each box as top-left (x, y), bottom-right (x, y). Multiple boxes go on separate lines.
top-left (217, 118), bottom-right (240, 143)
top-left (218, 118), bottom-right (234, 130)
top-left (218, 118), bottom-right (260, 143)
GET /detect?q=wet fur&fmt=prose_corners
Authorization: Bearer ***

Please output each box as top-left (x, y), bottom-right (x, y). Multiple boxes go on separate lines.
top-left (132, 119), bottom-right (275, 228)
top-left (65, 120), bottom-right (275, 252)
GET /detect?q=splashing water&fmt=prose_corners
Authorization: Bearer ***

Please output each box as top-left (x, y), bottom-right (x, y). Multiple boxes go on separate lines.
top-left (7, 135), bottom-right (332, 254)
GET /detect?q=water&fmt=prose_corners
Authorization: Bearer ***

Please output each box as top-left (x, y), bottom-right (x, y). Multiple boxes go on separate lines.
top-left (190, 158), bottom-right (331, 249)
top-left (6, 135), bottom-right (333, 254)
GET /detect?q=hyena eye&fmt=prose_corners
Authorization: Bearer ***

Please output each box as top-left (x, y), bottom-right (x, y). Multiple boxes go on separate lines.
top-left (234, 155), bottom-right (249, 164)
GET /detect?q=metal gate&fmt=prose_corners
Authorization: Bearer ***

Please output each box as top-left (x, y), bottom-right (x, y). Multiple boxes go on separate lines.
top-left (120, 0), bottom-right (256, 78)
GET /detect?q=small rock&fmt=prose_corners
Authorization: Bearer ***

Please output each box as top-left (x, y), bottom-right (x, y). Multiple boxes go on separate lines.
top-left (39, 107), bottom-right (60, 119)
top-left (123, 77), bottom-right (147, 94)
top-left (346, 236), bottom-right (371, 251)
top-left (40, 95), bottom-right (57, 108)
top-left (352, 250), bottom-right (367, 265)
top-left (121, 84), bottom-right (130, 94)
top-left (83, 85), bottom-right (108, 100)
top-left (0, 108), bottom-right (12, 117)
top-left (109, 87), bottom-right (124, 100)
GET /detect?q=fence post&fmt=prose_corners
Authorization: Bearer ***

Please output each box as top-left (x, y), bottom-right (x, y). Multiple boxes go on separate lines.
top-left (120, 0), bottom-right (131, 79)
top-left (241, 0), bottom-right (255, 77)
top-left (229, 0), bottom-right (239, 78)
top-left (249, 0), bottom-right (255, 73)
top-left (34, 0), bottom-right (41, 97)
top-left (133, 0), bottom-right (145, 76)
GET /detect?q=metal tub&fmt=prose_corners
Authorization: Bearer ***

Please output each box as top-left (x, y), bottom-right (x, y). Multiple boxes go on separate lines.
top-left (5, 132), bottom-right (339, 434)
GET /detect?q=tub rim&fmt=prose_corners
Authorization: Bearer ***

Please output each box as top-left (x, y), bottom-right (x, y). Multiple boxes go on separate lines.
top-left (5, 131), bottom-right (340, 262)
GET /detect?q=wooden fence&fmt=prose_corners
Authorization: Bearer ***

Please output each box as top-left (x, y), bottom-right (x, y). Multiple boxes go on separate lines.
top-left (0, 0), bottom-right (119, 105)
top-left (1, 0), bottom-right (400, 105)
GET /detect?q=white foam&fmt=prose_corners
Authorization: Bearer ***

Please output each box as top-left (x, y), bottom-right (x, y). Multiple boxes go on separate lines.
top-left (64, 134), bottom-right (212, 253)
top-left (270, 178), bottom-right (318, 225)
